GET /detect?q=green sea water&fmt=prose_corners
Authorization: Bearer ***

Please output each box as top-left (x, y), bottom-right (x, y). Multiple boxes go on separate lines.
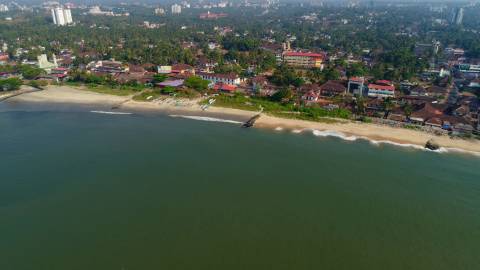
top-left (0, 108), bottom-right (479, 270)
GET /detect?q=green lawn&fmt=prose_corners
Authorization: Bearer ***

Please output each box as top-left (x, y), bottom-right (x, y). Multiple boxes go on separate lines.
top-left (83, 84), bottom-right (143, 96)
top-left (208, 94), bottom-right (350, 123)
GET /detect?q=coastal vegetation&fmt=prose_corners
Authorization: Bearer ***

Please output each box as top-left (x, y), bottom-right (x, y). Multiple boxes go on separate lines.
top-left (0, 77), bottom-right (22, 91)
top-left (210, 94), bottom-right (351, 122)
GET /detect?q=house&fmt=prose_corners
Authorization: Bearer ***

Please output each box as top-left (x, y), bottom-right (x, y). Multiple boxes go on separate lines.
top-left (368, 80), bottom-right (395, 98)
top-left (299, 83), bottom-right (321, 99)
top-left (387, 108), bottom-right (407, 122)
top-left (0, 52), bottom-right (9, 62)
top-left (49, 67), bottom-right (69, 81)
top-left (319, 80), bottom-right (346, 97)
top-left (251, 77), bottom-right (278, 96)
top-left (198, 72), bottom-right (243, 85)
top-left (156, 79), bottom-right (184, 88)
top-left (365, 98), bottom-right (385, 116)
top-left (196, 57), bottom-right (217, 73)
top-left (409, 104), bottom-right (474, 133)
top-left (37, 54), bottom-right (58, 72)
top-left (409, 86), bottom-right (427, 96)
top-left (425, 86), bottom-right (447, 98)
top-left (128, 64), bottom-right (146, 74)
top-left (468, 79), bottom-right (480, 88)
top-left (302, 90), bottom-right (320, 102)
top-left (425, 117), bottom-right (444, 128)
top-left (454, 95), bottom-right (480, 125)
top-left (88, 60), bottom-right (128, 75)
top-left (409, 102), bottom-right (445, 125)
top-left (282, 52), bottom-right (324, 69)
top-left (171, 63), bottom-right (195, 75)
top-left (115, 72), bottom-right (147, 84)
top-left (157, 66), bottom-right (172, 74)
top-left (199, 11), bottom-right (228, 19)
top-left (251, 75), bottom-right (269, 93)
top-left (213, 82), bottom-right (236, 93)
top-left (401, 95), bottom-right (437, 106)
top-left (347, 77), bottom-right (366, 96)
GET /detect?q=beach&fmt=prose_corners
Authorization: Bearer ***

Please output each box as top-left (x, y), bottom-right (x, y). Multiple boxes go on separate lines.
top-left (6, 85), bottom-right (480, 154)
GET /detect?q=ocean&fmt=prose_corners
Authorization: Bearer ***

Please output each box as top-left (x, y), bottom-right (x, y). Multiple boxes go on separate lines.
top-left (0, 105), bottom-right (479, 270)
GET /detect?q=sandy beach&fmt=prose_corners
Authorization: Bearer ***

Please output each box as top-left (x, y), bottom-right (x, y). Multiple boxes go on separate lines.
top-left (6, 85), bottom-right (480, 154)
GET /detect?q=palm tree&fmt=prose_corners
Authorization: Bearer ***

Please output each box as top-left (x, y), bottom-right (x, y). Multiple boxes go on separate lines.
top-left (382, 98), bottom-right (394, 118)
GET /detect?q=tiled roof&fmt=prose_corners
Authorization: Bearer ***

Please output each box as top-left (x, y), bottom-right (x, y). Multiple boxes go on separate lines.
top-left (368, 83), bottom-right (395, 91)
top-left (283, 52), bottom-right (324, 58)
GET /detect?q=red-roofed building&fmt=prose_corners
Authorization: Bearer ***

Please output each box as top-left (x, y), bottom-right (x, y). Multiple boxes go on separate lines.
top-left (282, 51), bottom-right (324, 68)
top-left (0, 52), bottom-right (9, 62)
top-left (368, 83), bottom-right (395, 98)
top-left (375, 80), bottom-right (393, 86)
top-left (213, 82), bottom-right (237, 93)
top-left (50, 67), bottom-right (69, 81)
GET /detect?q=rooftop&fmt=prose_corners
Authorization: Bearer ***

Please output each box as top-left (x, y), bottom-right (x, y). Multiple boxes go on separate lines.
top-left (368, 83), bottom-right (395, 91)
top-left (283, 52), bottom-right (324, 58)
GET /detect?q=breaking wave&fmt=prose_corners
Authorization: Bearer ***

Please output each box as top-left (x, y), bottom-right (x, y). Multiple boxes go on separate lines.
top-left (290, 128), bottom-right (480, 156)
top-left (90, 110), bottom-right (132, 115)
top-left (312, 129), bottom-right (358, 141)
top-left (169, 115), bottom-right (243, 125)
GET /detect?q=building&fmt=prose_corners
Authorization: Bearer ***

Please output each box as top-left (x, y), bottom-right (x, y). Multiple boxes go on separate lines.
top-left (49, 67), bottom-right (69, 81)
top-left (0, 52), bottom-right (9, 62)
top-left (171, 64), bottom-right (195, 75)
top-left (319, 80), bottom-right (347, 97)
top-left (282, 52), bottom-right (324, 69)
top-left (451, 7), bottom-right (464, 25)
top-left (199, 72), bottom-right (243, 85)
top-left (0, 4), bottom-right (9, 12)
top-left (171, 4), bottom-right (182, 14)
top-left (51, 7), bottom-right (73, 25)
top-left (155, 8), bottom-right (165, 15)
top-left (157, 66), bottom-right (172, 74)
top-left (157, 79), bottom-right (184, 88)
top-left (37, 54), bottom-right (58, 72)
top-left (88, 60), bottom-right (128, 75)
top-left (214, 82), bottom-right (237, 93)
top-left (367, 80), bottom-right (395, 98)
top-left (347, 77), bottom-right (366, 96)
top-left (89, 6), bottom-right (114, 16)
top-left (199, 11), bottom-right (228, 19)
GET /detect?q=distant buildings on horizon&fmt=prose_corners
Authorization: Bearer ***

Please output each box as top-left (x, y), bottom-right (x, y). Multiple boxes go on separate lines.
top-left (171, 4), bottom-right (182, 14)
top-left (0, 4), bottom-right (9, 12)
top-left (51, 7), bottom-right (73, 26)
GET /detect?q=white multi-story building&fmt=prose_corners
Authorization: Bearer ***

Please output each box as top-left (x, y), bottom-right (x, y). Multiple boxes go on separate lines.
top-left (63, 8), bottom-right (72, 24)
top-left (51, 7), bottom-right (73, 25)
top-left (171, 4), bottom-right (182, 14)
top-left (198, 72), bottom-right (244, 85)
top-left (455, 7), bottom-right (464, 25)
top-left (0, 4), bottom-right (9, 12)
top-left (155, 7), bottom-right (165, 15)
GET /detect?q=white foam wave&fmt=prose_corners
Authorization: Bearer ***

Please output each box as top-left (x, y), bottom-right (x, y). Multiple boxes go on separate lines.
top-left (312, 129), bottom-right (358, 141)
top-left (442, 147), bottom-right (480, 157)
top-left (275, 127), bottom-right (284, 131)
top-left (305, 129), bottom-right (480, 156)
top-left (90, 110), bottom-right (132, 115)
top-left (169, 115), bottom-right (243, 124)
top-left (292, 129), bottom-right (303, 134)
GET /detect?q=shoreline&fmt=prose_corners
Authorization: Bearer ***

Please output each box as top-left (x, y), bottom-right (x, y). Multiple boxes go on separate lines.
top-left (4, 85), bottom-right (480, 155)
